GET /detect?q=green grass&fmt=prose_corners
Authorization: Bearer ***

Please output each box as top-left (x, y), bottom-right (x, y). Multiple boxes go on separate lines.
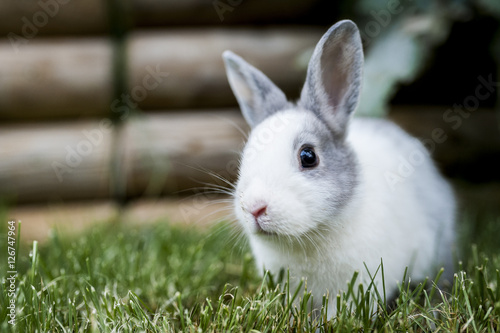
top-left (1, 213), bottom-right (500, 332)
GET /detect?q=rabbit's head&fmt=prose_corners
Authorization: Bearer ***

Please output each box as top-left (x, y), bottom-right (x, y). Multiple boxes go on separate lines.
top-left (224, 20), bottom-right (363, 238)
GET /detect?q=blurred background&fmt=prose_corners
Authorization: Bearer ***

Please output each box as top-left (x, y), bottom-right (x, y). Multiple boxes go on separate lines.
top-left (0, 0), bottom-right (499, 241)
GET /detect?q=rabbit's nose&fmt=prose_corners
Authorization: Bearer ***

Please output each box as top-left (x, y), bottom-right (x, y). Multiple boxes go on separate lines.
top-left (251, 205), bottom-right (267, 219)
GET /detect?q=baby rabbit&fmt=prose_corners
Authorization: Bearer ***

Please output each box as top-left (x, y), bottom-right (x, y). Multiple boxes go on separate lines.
top-left (223, 20), bottom-right (455, 317)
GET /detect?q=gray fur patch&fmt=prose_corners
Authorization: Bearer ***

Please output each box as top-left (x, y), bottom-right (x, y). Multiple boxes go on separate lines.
top-left (293, 111), bottom-right (359, 218)
top-left (223, 51), bottom-right (290, 128)
top-left (298, 20), bottom-right (364, 141)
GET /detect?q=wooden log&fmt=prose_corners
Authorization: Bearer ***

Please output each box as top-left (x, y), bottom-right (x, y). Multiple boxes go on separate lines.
top-left (127, 28), bottom-right (323, 110)
top-left (0, 0), bottom-right (324, 36)
top-left (0, 38), bottom-right (113, 120)
top-left (7, 201), bottom-right (118, 244)
top-left (0, 119), bottom-right (114, 203)
top-left (132, 0), bottom-right (323, 26)
top-left (389, 106), bottom-right (500, 182)
top-left (119, 110), bottom-right (248, 197)
top-left (8, 196), bottom-right (232, 244)
top-left (0, 0), bottom-right (107, 37)
top-left (0, 110), bottom-right (247, 203)
top-left (0, 28), bottom-right (321, 120)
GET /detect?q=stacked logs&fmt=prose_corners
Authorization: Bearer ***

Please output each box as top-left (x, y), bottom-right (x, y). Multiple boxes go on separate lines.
top-left (1, 1), bottom-right (498, 206)
top-left (0, 1), bottom-right (325, 203)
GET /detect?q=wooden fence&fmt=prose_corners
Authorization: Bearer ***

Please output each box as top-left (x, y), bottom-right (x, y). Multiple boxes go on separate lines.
top-left (0, 1), bottom-right (327, 203)
top-left (1, 0), bottom-right (499, 206)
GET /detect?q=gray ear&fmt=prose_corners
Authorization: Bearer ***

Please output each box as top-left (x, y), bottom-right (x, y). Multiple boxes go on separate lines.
top-left (299, 20), bottom-right (363, 140)
top-left (223, 50), bottom-right (289, 128)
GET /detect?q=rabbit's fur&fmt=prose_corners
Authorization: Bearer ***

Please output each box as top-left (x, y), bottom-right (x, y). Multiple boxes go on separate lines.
top-left (223, 20), bottom-right (455, 316)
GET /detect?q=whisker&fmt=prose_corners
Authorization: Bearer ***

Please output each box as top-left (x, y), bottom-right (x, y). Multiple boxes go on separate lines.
top-left (167, 161), bottom-right (238, 190)
top-left (182, 197), bottom-right (234, 226)
top-left (211, 112), bottom-right (250, 141)
top-left (208, 218), bottom-right (249, 258)
top-left (204, 172), bottom-right (237, 190)
top-left (189, 188), bottom-right (234, 197)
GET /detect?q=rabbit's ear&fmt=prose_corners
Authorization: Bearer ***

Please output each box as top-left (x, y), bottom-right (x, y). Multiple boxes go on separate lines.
top-left (223, 51), bottom-right (289, 128)
top-left (299, 20), bottom-right (363, 140)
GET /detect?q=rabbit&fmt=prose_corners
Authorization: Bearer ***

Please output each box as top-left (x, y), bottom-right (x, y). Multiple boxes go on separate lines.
top-left (222, 20), bottom-right (455, 317)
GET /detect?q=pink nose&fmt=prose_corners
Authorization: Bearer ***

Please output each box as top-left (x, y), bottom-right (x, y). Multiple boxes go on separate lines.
top-left (251, 205), bottom-right (267, 219)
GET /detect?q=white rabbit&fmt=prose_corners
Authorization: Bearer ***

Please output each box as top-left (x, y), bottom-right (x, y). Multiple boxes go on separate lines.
top-left (222, 20), bottom-right (455, 317)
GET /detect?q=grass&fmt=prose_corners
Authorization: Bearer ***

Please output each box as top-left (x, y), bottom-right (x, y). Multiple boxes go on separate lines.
top-left (1, 211), bottom-right (500, 332)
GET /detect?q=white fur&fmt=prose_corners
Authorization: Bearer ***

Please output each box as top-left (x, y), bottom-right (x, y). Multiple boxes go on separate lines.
top-left (224, 20), bottom-right (456, 318)
top-left (235, 112), bottom-right (455, 316)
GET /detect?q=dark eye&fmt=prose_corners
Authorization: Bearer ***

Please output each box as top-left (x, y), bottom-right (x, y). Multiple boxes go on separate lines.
top-left (299, 146), bottom-right (319, 169)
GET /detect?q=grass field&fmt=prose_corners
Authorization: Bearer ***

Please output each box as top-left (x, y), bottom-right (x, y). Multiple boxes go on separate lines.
top-left (1, 210), bottom-right (500, 332)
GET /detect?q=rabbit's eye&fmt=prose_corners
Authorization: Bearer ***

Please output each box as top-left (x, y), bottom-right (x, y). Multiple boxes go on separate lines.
top-left (299, 146), bottom-right (319, 169)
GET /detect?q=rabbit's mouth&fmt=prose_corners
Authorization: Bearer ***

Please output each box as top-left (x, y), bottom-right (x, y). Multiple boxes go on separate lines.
top-left (254, 213), bottom-right (276, 236)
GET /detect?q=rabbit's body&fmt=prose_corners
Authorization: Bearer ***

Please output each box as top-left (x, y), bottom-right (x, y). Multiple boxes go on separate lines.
top-left (223, 20), bottom-right (455, 317)
top-left (245, 113), bottom-right (454, 315)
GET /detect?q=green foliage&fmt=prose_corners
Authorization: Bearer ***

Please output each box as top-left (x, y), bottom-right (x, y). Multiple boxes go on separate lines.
top-left (1, 215), bottom-right (499, 332)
